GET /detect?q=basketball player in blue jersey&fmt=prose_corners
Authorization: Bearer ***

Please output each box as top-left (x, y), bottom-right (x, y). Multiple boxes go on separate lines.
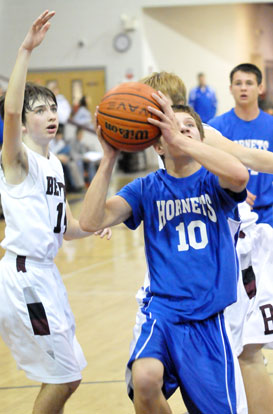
top-left (141, 71), bottom-right (273, 414)
top-left (0, 11), bottom-right (111, 414)
top-left (80, 93), bottom-right (249, 413)
top-left (208, 63), bottom-right (273, 226)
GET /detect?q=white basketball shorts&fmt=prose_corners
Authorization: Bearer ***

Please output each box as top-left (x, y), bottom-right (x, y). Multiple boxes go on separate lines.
top-left (0, 251), bottom-right (87, 383)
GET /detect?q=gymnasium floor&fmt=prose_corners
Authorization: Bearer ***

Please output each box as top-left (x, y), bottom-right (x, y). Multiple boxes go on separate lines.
top-left (0, 171), bottom-right (272, 413)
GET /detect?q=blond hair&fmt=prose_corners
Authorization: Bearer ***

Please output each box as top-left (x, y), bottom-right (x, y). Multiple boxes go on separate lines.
top-left (140, 71), bottom-right (187, 105)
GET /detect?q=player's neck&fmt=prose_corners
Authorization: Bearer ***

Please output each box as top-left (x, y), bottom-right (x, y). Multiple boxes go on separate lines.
top-left (23, 135), bottom-right (50, 158)
top-left (234, 103), bottom-right (260, 121)
top-left (166, 158), bottom-right (201, 178)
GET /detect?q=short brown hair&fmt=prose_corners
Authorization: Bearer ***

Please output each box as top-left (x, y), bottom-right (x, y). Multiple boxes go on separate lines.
top-left (140, 71), bottom-right (187, 105)
top-left (0, 82), bottom-right (57, 125)
top-left (230, 63), bottom-right (262, 85)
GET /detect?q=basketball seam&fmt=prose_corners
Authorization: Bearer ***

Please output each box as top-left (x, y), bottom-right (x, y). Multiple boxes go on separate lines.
top-left (102, 130), bottom-right (161, 147)
top-left (98, 110), bottom-right (158, 125)
top-left (100, 92), bottom-right (161, 110)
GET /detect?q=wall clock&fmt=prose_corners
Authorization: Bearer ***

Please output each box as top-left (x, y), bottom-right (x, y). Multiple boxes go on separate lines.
top-left (113, 32), bottom-right (131, 53)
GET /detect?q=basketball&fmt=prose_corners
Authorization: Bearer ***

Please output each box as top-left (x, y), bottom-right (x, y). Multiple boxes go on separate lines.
top-left (97, 82), bottom-right (161, 152)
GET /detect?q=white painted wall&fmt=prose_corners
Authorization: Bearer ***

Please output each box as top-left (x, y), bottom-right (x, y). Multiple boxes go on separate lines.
top-left (0, 0), bottom-right (142, 90)
top-left (0, 0), bottom-right (272, 115)
top-left (141, 0), bottom-right (273, 7)
top-left (141, 3), bottom-right (273, 114)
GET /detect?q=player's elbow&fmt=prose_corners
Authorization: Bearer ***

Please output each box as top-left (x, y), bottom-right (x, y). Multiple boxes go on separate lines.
top-left (63, 232), bottom-right (74, 241)
top-left (4, 109), bottom-right (22, 121)
top-left (232, 165), bottom-right (249, 188)
top-left (79, 216), bottom-right (98, 233)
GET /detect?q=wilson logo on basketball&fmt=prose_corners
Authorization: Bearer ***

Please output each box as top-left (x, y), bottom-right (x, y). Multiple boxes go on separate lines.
top-left (105, 122), bottom-right (149, 141)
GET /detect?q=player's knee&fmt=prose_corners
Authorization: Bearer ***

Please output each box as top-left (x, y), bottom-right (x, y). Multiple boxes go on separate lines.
top-left (132, 362), bottom-right (163, 398)
top-left (66, 379), bottom-right (81, 395)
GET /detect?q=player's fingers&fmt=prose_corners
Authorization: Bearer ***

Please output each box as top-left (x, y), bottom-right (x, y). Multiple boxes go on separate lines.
top-left (147, 105), bottom-right (168, 121)
top-left (147, 117), bottom-right (163, 127)
top-left (101, 228), bottom-right (110, 238)
top-left (246, 195), bottom-right (255, 206)
top-left (95, 107), bottom-right (99, 128)
top-left (35, 10), bottom-right (49, 24)
top-left (33, 10), bottom-right (54, 29)
top-left (152, 92), bottom-right (174, 119)
top-left (151, 92), bottom-right (165, 107)
top-left (43, 11), bottom-right (56, 22)
top-left (96, 125), bottom-right (103, 140)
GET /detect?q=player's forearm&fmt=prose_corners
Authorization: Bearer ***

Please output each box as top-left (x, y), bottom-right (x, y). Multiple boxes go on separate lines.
top-left (204, 130), bottom-right (273, 174)
top-left (4, 47), bottom-right (31, 116)
top-left (79, 155), bottom-right (116, 232)
top-left (64, 218), bottom-right (93, 240)
top-left (181, 136), bottom-right (249, 188)
top-left (239, 147), bottom-right (273, 174)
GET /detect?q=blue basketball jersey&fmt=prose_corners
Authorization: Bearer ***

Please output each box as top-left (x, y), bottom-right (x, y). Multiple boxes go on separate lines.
top-left (117, 167), bottom-right (246, 322)
top-left (208, 109), bottom-right (273, 224)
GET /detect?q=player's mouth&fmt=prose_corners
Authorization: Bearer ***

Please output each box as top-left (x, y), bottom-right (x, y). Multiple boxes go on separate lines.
top-left (240, 94), bottom-right (248, 99)
top-left (47, 124), bottom-right (57, 134)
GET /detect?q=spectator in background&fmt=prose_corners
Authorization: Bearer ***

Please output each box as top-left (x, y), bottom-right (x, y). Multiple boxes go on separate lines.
top-left (51, 85), bottom-right (71, 129)
top-left (72, 96), bottom-right (93, 128)
top-left (0, 84), bottom-right (5, 147)
top-left (70, 127), bottom-right (101, 185)
top-left (0, 115), bottom-right (3, 148)
top-left (189, 72), bottom-right (217, 123)
top-left (49, 126), bottom-right (84, 192)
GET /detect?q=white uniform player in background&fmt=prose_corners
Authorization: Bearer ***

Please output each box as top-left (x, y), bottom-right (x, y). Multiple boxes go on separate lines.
top-left (225, 201), bottom-right (273, 413)
top-left (0, 11), bottom-right (111, 414)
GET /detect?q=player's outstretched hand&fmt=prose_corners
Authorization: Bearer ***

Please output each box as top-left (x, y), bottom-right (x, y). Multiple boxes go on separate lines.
top-left (21, 10), bottom-right (55, 52)
top-left (246, 190), bottom-right (256, 209)
top-left (95, 107), bottom-right (120, 160)
top-left (147, 91), bottom-right (181, 145)
top-left (94, 227), bottom-right (112, 240)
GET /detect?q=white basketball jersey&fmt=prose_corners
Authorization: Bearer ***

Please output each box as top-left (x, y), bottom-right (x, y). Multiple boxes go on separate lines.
top-left (0, 145), bottom-right (66, 260)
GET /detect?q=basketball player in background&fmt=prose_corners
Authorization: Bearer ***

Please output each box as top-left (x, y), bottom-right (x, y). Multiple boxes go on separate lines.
top-left (141, 71), bottom-right (273, 414)
top-left (208, 63), bottom-right (273, 226)
top-left (0, 11), bottom-right (111, 414)
top-left (80, 94), bottom-right (249, 413)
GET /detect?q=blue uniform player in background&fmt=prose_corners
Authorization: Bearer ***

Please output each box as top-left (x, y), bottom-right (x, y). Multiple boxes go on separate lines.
top-left (80, 94), bottom-right (249, 414)
top-left (189, 72), bottom-right (217, 123)
top-left (209, 63), bottom-right (273, 226)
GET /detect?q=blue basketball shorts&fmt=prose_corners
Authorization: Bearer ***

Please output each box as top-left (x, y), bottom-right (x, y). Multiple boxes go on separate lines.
top-left (126, 308), bottom-right (247, 414)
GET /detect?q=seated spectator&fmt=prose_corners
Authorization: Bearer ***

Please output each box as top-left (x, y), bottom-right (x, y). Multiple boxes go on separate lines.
top-left (50, 85), bottom-right (71, 130)
top-left (49, 126), bottom-right (84, 192)
top-left (70, 127), bottom-right (102, 185)
top-left (72, 96), bottom-right (93, 128)
top-left (0, 115), bottom-right (3, 149)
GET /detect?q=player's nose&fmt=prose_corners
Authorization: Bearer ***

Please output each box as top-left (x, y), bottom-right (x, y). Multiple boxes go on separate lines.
top-left (48, 110), bottom-right (57, 120)
top-left (180, 125), bottom-right (190, 133)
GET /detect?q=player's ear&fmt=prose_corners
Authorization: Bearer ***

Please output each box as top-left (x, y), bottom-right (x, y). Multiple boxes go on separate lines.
top-left (153, 137), bottom-right (164, 155)
top-left (22, 125), bottom-right (27, 134)
top-left (258, 82), bottom-right (264, 96)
